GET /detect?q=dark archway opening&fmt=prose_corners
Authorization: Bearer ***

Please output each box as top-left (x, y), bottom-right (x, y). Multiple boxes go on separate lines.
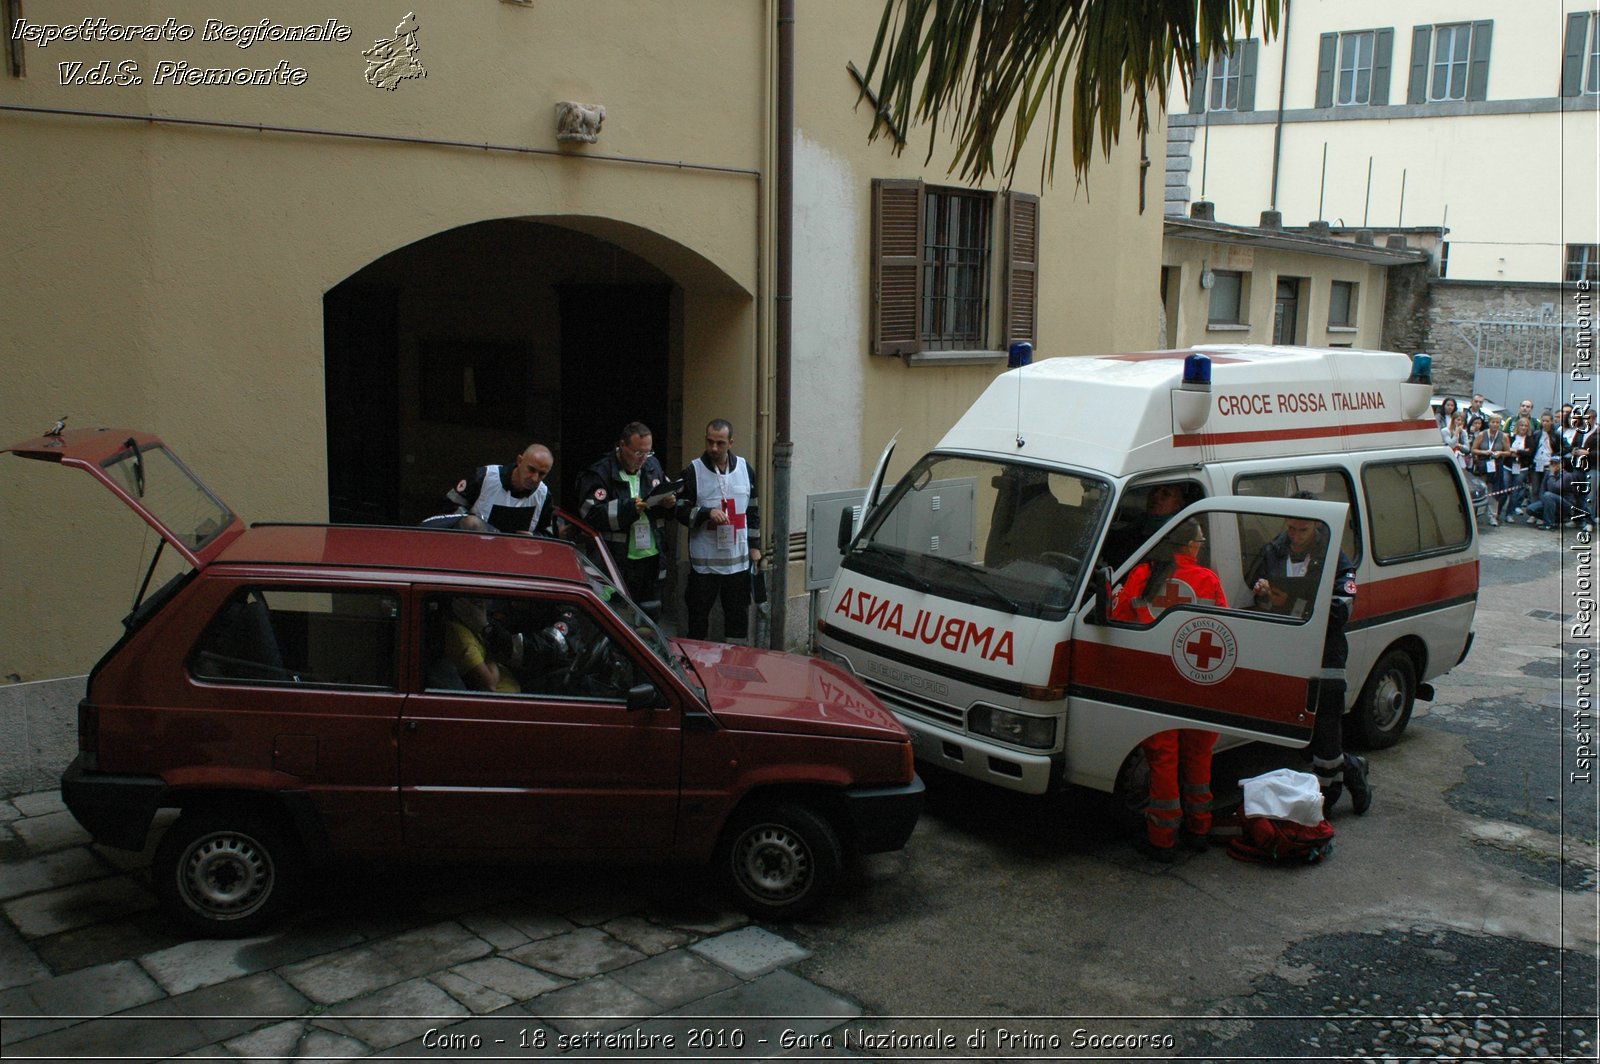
top-left (323, 219), bottom-right (679, 525)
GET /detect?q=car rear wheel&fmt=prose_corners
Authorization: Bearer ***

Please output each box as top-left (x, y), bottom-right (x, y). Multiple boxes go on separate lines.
top-left (1349, 649), bottom-right (1415, 750)
top-left (718, 803), bottom-right (841, 921)
top-left (154, 811), bottom-right (300, 938)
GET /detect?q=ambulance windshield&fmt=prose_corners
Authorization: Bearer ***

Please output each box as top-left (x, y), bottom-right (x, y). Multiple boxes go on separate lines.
top-left (844, 455), bottom-right (1111, 619)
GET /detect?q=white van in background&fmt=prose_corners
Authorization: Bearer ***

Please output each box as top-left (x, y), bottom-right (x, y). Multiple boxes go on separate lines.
top-left (816, 345), bottom-right (1478, 800)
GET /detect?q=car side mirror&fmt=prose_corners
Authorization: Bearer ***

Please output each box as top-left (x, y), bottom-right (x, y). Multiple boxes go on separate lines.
top-left (626, 682), bottom-right (664, 711)
top-left (1087, 565), bottom-right (1112, 625)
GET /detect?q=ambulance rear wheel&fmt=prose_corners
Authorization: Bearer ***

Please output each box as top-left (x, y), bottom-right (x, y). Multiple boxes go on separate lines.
top-left (1349, 650), bottom-right (1415, 750)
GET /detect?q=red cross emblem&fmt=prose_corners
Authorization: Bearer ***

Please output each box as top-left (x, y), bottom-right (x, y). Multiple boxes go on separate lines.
top-left (1184, 630), bottom-right (1227, 670)
top-left (1149, 578), bottom-right (1197, 611)
top-left (722, 497), bottom-right (746, 531)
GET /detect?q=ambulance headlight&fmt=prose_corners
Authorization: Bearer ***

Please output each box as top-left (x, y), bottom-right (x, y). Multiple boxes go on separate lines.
top-left (814, 643), bottom-right (857, 675)
top-left (968, 705), bottom-right (1056, 749)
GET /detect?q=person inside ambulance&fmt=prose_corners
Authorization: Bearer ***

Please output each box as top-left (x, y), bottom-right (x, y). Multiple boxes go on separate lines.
top-left (983, 467), bottom-right (1073, 571)
top-left (1246, 499), bottom-right (1372, 816)
top-left (1101, 481), bottom-right (1204, 571)
top-left (1110, 517), bottom-right (1224, 625)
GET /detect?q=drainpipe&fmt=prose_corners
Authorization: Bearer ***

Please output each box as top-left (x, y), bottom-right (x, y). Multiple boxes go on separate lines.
top-left (769, 0), bottom-right (795, 650)
top-left (1267, 0), bottom-right (1292, 211)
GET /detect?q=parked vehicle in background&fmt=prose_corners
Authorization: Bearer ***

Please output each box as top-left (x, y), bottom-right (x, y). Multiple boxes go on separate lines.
top-left (818, 346), bottom-right (1478, 810)
top-left (5, 429), bottom-right (922, 936)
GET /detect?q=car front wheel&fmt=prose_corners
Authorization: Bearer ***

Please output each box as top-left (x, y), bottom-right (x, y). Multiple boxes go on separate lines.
top-left (718, 803), bottom-right (841, 921)
top-left (154, 811), bottom-right (300, 938)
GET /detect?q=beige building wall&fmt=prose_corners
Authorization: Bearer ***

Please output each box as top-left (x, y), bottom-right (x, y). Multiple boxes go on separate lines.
top-left (1161, 235), bottom-right (1393, 349)
top-left (2, 0), bottom-right (1164, 683)
top-left (1171, 1), bottom-right (1599, 283)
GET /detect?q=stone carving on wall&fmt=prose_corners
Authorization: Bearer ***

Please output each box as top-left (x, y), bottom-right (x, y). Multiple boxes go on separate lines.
top-left (555, 101), bottom-right (605, 143)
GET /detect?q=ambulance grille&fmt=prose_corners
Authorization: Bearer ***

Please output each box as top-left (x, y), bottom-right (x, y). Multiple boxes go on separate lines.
top-left (860, 678), bottom-right (966, 729)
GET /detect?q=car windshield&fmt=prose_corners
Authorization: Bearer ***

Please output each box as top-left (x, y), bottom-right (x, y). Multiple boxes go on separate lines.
top-left (581, 558), bottom-right (696, 690)
top-left (101, 443), bottom-right (233, 556)
top-left (844, 453), bottom-right (1111, 619)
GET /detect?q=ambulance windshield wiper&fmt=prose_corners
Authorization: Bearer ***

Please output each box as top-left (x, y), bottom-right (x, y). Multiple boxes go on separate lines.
top-left (924, 555), bottom-right (1019, 613)
top-left (855, 543), bottom-right (930, 592)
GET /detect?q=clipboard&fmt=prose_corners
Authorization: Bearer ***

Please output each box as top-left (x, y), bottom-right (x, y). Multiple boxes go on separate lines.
top-left (644, 478), bottom-right (683, 508)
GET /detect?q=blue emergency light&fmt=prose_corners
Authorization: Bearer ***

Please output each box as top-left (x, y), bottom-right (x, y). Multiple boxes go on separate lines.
top-left (1182, 352), bottom-right (1212, 387)
top-left (1008, 341), bottom-right (1034, 368)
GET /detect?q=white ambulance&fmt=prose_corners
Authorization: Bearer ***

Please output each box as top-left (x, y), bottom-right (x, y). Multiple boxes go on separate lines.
top-left (816, 345), bottom-right (1477, 800)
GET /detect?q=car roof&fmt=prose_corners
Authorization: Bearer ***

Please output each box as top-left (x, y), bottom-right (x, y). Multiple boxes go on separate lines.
top-left (213, 524), bottom-right (594, 584)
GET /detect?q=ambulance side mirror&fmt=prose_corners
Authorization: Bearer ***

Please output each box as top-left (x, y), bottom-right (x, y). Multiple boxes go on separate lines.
top-left (837, 508), bottom-right (856, 554)
top-left (1087, 566), bottom-right (1113, 625)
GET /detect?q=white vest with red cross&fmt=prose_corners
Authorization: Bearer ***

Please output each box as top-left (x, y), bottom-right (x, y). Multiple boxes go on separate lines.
top-left (688, 455), bottom-right (753, 575)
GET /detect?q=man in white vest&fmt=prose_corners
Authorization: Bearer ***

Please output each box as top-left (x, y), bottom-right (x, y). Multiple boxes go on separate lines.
top-left (676, 419), bottom-right (762, 641)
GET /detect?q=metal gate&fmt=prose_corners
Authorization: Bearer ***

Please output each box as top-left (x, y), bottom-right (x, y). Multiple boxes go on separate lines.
top-left (1450, 308), bottom-right (1590, 414)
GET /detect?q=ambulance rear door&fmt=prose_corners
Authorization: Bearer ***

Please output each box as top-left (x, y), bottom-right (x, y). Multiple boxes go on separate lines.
top-left (1067, 497), bottom-right (1348, 777)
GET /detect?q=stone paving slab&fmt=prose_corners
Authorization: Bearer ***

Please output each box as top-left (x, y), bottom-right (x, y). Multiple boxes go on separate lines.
top-left (3, 873), bottom-right (155, 938)
top-left (601, 914), bottom-right (696, 955)
top-left (611, 948), bottom-right (742, 1009)
top-left (32, 910), bottom-right (183, 975)
top-left (0, 919), bottom-right (51, 991)
top-left (0, 846), bottom-right (113, 902)
top-left (525, 974), bottom-right (659, 1036)
top-left (315, 975), bottom-right (471, 1050)
top-left (227, 1018), bottom-right (372, 1060)
top-left (506, 926), bottom-right (646, 979)
top-left (369, 919), bottom-right (493, 980)
top-left (10, 809), bottom-right (91, 853)
top-left (0, 799), bottom-right (20, 822)
top-left (279, 943), bottom-right (411, 1005)
top-left (692, 925), bottom-right (813, 978)
top-left (431, 969), bottom-right (517, 1014)
top-left (445, 955), bottom-right (567, 1003)
top-left (12, 791), bottom-right (67, 817)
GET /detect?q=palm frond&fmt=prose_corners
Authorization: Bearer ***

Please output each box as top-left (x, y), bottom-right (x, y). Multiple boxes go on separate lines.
top-left (859, 0), bottom-right (1282, 186)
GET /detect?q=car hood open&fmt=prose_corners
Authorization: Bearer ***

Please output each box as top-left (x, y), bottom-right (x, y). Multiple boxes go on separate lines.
top-left (677, 640), bottom-right (908, 742)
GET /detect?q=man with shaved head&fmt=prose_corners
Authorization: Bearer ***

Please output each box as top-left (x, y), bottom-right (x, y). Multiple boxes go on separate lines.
top-left (428, 442), bottom-right (556, 535)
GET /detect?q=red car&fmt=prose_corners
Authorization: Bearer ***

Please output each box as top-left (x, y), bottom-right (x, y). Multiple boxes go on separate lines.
top-left (7, 429), bottom-right (922, 936)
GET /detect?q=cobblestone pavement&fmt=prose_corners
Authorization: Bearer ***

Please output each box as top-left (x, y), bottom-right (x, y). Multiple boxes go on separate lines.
top-left (0, 790), bottom-right (862, 1060)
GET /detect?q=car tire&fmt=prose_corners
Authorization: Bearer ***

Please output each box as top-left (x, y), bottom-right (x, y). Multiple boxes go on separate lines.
top-left (153, 810), bottom-right (300, 938)
top-left (1111, 745), bottom-right (1151, 835)
top-left (717, 803), bottom-right (841, 921)
top-left (1348, 649), bottom-right (1416, 750)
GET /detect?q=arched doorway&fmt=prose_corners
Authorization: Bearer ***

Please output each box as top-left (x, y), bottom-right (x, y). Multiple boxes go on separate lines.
top-left (323, 218), bottom-right (680, 524)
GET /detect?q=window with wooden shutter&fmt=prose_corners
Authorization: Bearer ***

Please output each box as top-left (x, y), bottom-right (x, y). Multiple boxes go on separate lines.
top-left (1561, 12), bottom-right (1591, 97)
top-left (1004, 192), bottom-right (1039, 347)
top-left (871, 178), bottom-right (923, 356)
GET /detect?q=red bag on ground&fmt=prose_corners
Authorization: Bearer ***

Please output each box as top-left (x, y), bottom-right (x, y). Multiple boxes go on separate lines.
top-left (1226, 815), bottom-right (1335, 864)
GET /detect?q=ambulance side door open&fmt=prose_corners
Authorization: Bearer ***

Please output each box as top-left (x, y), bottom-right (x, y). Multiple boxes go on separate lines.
top-left (1072, 497), bottom-right (1349, 755)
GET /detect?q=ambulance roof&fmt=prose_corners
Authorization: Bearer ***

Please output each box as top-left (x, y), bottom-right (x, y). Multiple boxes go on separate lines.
top-left (937, 345), bottom-right (1441, 480)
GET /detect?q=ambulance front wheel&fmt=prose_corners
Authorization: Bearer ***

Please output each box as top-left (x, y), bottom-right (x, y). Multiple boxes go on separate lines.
top-left (1349, 649), bottom-right (1415, 750)
top-left (1111, 746), bottom-right (1151, 833)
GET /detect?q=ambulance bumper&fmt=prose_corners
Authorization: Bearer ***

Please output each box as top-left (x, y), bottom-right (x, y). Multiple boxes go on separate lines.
top-left (901, 716), bottom-right (1063, 796)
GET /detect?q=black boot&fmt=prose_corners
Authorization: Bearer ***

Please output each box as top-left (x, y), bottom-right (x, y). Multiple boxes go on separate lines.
top-left (1321, 782), bottom-right (1343, 818)
top-left (1344, 754), bottom-right (1372, 815)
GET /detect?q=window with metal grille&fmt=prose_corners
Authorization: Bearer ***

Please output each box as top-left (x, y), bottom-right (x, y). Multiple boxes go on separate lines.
top-left (1208, 270), bottom-right (1246, 325)
top-left (921, 189), bottom-right (991, 350)
top-left (870, 180), bottom-right (1037, 357)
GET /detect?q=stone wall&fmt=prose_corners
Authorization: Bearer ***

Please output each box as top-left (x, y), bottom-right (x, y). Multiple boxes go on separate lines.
top-left (0, 677), bottom-right (83, 797)
top-left (1383, 277), bottom-right (1597, 401)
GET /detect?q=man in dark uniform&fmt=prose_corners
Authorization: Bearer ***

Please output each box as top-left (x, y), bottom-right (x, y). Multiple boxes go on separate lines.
top-left (575, 422), bottom-right (677, 615)
top-left (427, 443), bottom-right (555, 535)
top-left (1248, 500), bottom-right (1372, 816)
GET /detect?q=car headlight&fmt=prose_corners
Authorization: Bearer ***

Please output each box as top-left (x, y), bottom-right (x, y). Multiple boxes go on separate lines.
top-left (968, 704), bottom-right (1056, 750)
top-left (814, 643), bottom-right (856, 675)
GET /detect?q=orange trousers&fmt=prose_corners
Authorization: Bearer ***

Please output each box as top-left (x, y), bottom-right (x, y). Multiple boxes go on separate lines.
top-left (1141, 729), bottom-right (1217, 847)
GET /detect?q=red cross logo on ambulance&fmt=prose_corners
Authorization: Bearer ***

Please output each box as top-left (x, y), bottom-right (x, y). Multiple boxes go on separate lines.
top-left (1170, 616), bottom-right (1238, 685)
